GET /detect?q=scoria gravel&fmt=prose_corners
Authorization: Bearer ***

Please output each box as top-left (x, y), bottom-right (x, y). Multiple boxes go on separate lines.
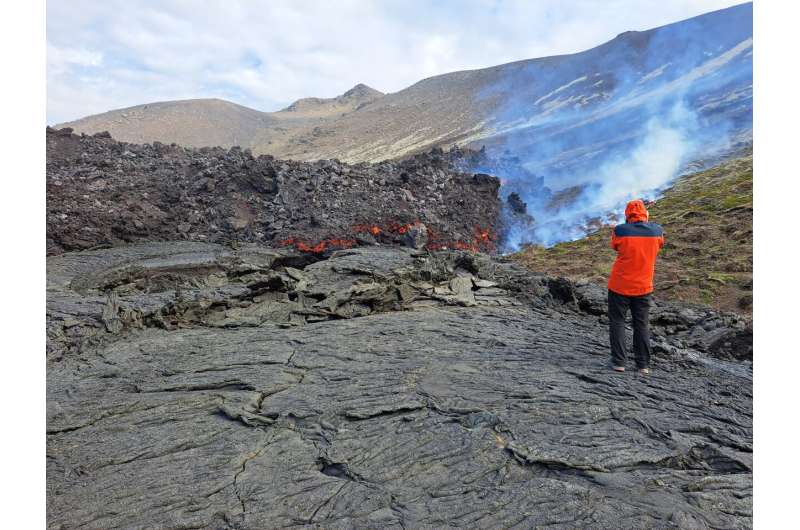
top-left (47, 242), bottom-right (752, 529)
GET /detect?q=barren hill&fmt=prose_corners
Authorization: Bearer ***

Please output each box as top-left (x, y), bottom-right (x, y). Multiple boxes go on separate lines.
top-left (57, 83), bottom-right (383, 156)
top-left (59, 3), bottom-right (753, 168)
top-left (57, 98), bottom-right (275, 150)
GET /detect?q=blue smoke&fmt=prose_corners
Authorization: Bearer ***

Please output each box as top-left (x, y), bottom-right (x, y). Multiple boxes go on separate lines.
top-left (467, 2), bottom-right (753, 251)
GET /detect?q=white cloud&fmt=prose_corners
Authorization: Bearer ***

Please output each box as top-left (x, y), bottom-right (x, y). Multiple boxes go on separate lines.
top-left (46, 0), bottom-right (744, 124)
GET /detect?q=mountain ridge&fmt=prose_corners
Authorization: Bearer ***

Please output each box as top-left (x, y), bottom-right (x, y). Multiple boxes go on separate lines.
top-left (58, 3), bottom-right (752, 169)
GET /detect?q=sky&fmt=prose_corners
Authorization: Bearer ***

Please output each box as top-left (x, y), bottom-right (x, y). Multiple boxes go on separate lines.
top-left (47, 0), bottom-right (745, 124)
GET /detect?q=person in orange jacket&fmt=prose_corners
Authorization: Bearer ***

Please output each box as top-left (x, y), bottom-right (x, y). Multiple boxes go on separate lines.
top-left (608, 199), bottom-right (664, 374)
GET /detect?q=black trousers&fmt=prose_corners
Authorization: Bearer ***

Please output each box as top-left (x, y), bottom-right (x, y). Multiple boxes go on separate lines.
top-left (608, 290), bottom-right (652, 369)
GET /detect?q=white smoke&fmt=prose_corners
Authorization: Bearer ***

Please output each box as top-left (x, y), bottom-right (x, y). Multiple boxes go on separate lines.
top-left (588, 103), bottom-right (697, 215)
top-left (501, 102), bottom-right (708, 251)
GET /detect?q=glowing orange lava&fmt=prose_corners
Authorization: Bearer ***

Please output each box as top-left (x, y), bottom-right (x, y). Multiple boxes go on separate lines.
top-left (281, 222), bottom-right (496, 254)
top-left (353, 224), bottom-right (382, 236)
top-left (425, 225), bottom-right (496, 253)
top-left (279, 237), bottom-right (356, 254)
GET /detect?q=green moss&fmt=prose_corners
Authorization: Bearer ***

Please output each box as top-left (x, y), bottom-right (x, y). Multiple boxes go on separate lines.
top-left (707, 272), bottom-right (737, 285)
top-left (721, 196), bottom-right (750, 209)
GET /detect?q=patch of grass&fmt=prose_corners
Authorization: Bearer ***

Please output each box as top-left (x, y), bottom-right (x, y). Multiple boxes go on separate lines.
top-left (700, 289), bottom-right (715, 305)
top-left (594, 262), bottom-right (613, 276)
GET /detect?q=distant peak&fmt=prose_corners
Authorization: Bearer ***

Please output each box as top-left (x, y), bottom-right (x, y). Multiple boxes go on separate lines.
top-left (341, 83), bottom-right (383, 99)
top-left (281, 84), bottom-right (384, 114)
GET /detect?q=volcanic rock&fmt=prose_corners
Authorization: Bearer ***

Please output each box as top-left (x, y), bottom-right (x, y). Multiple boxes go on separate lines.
top-left (47, 242), bottom-right (752, 529)
top-left (507, 192), bottom-right (527, 215)
top-left (403, 222), bottom-right (428, 249)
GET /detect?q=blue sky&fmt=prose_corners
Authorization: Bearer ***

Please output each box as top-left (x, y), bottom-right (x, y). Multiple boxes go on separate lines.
top-left (47, 0), bottom-right (744, 124)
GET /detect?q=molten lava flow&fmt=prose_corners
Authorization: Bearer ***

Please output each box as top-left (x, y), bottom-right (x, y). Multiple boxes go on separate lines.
top-left (353, 224), bottom-right (382, 236)
top-left (386, 220), bottom-right (422, 234)
top-left (279, 237), bottom-right (356, 254)
top-left (424, 225), bottom-right (496, 253)
top-left (353, 220), bottom-right (422, 237)
top-left (473, 226), bottom-right (496, 250)
top-left (284, 222), bottom-right (496, 255)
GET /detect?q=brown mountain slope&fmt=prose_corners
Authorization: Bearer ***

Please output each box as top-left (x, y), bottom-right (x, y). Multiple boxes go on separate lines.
top-left (512, 154), bottom-right (753, 315)
top-left (270, 67), bottom-right (505, 161)
top-left (58, 4), bottom-right (752, 164)
top-left (56, 98), bottom-right (276, 149)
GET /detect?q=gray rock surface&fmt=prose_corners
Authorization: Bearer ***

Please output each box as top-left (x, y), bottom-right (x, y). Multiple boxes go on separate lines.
top-left (47, 243), bottom-right (752, 529)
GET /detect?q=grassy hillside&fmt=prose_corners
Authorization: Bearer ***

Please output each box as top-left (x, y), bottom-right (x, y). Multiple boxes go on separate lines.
top-left (512, 153), bottom-right (753, 315)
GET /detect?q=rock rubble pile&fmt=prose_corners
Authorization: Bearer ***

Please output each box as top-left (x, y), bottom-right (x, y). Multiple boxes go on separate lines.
top-left (47, 128), bottom-right (502, 256)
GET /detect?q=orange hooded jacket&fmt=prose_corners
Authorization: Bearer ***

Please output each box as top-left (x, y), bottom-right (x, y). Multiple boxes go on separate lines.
top-left (608, 200), bottom-right (664, 296)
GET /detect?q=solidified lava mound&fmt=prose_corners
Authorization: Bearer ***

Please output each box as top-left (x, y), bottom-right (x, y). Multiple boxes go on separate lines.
top-left (46, 127), bottom-right (502, 256)
top-left (47, 243), bottom-right (752, 528)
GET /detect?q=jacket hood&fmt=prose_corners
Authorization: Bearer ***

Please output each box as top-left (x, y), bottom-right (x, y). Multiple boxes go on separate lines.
top-left (625, 200), bottom-right (649, 223)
